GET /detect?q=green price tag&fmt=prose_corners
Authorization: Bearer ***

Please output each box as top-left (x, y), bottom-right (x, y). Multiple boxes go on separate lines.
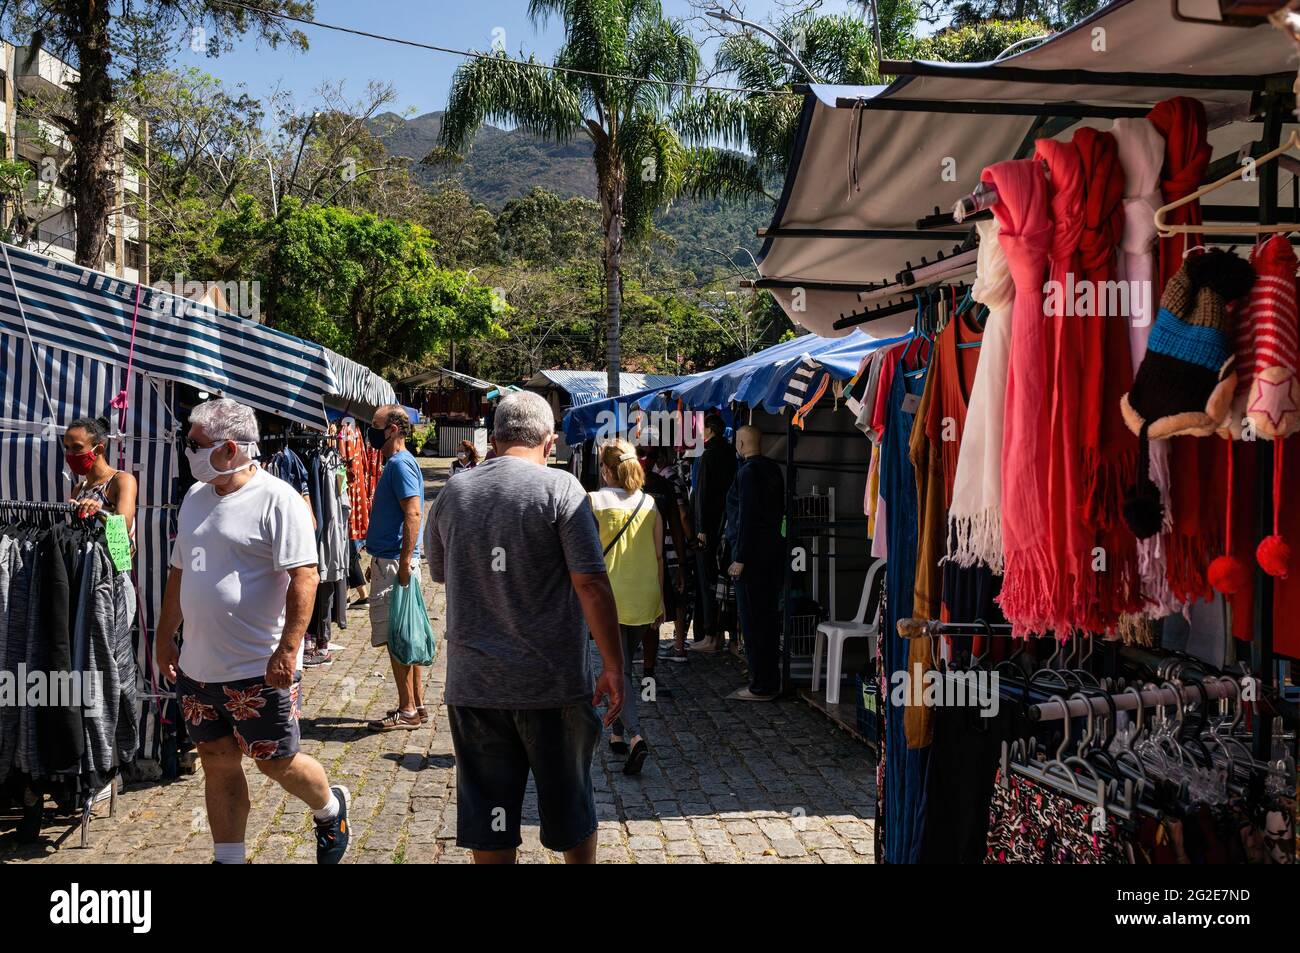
top-left (105, 514), bottom-right (132, 572)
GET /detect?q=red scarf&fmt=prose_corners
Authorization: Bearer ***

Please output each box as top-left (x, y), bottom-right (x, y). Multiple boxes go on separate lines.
top-left (1073, 127), bottom-right (1143, 630)
top-left (1148, 97), bottom-right (1224, 603)
top-left (1034, 138), bottom-right (1088, 632)
top-left (985, 159), bottom-right (1057, 636)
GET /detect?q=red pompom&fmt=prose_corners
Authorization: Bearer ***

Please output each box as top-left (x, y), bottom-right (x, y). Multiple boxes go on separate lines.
top-left (1208, 554), bottom-right (1250, 594)
top-left (1257, 535), bottom-right (1291, 578)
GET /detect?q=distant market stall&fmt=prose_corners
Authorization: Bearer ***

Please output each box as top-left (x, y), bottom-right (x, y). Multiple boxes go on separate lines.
top-left (0, 242), bottom-right (394, 769)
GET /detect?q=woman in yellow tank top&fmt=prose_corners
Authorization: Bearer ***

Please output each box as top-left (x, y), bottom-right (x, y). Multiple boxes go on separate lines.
top-left (589, 439), bottom-right (663, 775)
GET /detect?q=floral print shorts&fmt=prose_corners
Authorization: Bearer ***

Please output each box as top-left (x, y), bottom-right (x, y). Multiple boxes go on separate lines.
top-left (176, 669), bottom-right (302, 761)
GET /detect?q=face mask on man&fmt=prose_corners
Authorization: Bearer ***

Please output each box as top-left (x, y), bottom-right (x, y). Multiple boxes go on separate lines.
top-left (65, 447), bottom-right (100, 477)
top-left (367, 425), bottom-right (390, 451)
top-left (187, 441), bottom-right (257, 484)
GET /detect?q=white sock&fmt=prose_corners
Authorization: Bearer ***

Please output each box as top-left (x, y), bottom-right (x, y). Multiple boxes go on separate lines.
top-left (214, 842), bottom-right (246, 865)
top-left (313, 791), bottom-right (340, 822)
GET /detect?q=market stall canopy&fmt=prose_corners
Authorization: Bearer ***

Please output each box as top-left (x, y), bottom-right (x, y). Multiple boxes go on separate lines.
top-left (757, 0), bottom-right (1299, 338)
top-left (561, 329), bottom-right (909, 442)
top-left (661, 329), bottom-right (910, 413)
top-left (323, 347), bottom-right (397, 414)
top-left (0, 243), bottom-right (337, 427)
top-left (526, 369), bottom-right (685, 406)
top-left (398, 364), bottom-right (500, 392)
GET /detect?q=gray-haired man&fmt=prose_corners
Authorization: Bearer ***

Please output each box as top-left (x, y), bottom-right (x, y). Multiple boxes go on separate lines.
top-left (156, 398), bottom-right (350, 864)
top-left (423, 389), bottom-right (624, 863)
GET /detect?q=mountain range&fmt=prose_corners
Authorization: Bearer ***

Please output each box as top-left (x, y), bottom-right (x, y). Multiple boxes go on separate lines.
top-left (371, 110), bottom-right (771, 282)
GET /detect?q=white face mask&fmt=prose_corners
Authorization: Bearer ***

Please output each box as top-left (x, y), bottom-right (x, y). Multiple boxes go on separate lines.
top-left (187, 441), bottom-right (258, 484)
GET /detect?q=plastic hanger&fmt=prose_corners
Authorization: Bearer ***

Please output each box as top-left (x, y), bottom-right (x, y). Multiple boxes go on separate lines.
top-left (1155, 129), bottom-right (1300, 237)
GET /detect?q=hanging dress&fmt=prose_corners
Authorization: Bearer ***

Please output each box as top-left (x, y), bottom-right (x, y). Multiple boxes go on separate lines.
top-left (880, 342), bottom-right (930, 864)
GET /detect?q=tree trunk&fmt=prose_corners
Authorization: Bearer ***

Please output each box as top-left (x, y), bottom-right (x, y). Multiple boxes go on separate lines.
top-left (604, 174), bottom-right (624, 399)
top-left (68, 0), bottom-right (115, 270)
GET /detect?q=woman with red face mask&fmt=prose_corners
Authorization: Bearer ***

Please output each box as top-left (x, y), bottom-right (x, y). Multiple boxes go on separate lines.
top-left (63, 416), bottom-right (139, 538)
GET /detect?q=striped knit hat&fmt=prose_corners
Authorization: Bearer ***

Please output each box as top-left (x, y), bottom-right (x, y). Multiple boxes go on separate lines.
top-left (1243, 236), bottom-right (1300, 439)
top-left (1121, 250), bottom-right (1255, 539)
top-left (1122, 250), bottom-right (1255, 440)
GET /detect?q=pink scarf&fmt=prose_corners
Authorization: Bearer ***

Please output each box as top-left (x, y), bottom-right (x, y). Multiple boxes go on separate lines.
top-left (984, 159), bottom-right (1056, 636)
top-left (1034, 138), bottom-right (1088, 632)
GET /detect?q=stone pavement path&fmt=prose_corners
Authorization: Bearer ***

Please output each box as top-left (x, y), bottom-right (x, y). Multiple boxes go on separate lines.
top-left (1, 458), bottom-right (876, 864)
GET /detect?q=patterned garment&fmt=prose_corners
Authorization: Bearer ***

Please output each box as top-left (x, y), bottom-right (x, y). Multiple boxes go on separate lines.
top-left (339, 425), bottom-right (382, 541)
top-left (986, 770), bottom-right (1132, 864)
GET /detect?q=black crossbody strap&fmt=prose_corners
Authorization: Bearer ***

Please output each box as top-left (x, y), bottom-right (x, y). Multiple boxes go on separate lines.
top-left (602, 492), bottom-right (647, 556)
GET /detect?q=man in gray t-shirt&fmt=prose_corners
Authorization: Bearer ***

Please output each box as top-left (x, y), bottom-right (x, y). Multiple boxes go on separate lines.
top-left (424, 390), bottom-right (623, 864)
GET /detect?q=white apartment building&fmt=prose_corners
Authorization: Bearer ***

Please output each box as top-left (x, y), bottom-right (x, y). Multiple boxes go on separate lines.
top-left (0, 39), bottom-right (146, 283)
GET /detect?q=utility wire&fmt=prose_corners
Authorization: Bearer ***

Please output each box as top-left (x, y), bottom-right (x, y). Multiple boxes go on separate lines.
top-left (213, 0), bottom-right (800, 97)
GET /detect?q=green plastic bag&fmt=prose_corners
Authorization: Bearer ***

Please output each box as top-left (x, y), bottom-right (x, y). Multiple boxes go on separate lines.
top-left (388, 579), bottom-right (437, 666)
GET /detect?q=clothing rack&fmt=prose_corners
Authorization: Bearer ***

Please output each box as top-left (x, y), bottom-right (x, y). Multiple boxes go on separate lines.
top-left (1027, 676), bottom-right (1243, 723)
top-left (0, 500), bottom-right (78, 512)
top-left (871, 80), bottom-right (1297, 762)
top-left (897, 618), bottom-right (1014, 639)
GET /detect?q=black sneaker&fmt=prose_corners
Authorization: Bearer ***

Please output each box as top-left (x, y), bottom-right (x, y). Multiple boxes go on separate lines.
top-left (315, 785), bottom-right (351, 864)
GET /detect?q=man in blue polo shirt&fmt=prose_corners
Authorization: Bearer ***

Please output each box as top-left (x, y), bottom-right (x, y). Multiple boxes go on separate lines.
top-left (364, 404), bottom-right (426, 731)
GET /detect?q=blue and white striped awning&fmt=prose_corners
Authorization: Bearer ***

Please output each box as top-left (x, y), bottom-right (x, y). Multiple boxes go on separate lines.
top-left (0, 243), bottom-right (337, 428)
top-left (324, 347), bottom-right (396, 412)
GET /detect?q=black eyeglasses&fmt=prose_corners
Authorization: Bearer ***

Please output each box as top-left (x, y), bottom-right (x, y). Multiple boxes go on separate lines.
top-left (183, 438), bottom-right (214, 452)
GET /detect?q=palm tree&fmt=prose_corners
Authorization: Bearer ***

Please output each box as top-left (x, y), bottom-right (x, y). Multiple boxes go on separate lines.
top-left (439, 0), bottom-right (699, 398)
top-left (673, 10), bottom-right (902, 203)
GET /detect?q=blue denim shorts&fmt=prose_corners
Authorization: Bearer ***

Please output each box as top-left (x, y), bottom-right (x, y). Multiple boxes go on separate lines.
top-left (446, 703), bottom-right (601, 853)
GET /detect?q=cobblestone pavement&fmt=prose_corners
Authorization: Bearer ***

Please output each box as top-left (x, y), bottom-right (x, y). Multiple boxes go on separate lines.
top-left (1, 459), bottom-right (877, 864)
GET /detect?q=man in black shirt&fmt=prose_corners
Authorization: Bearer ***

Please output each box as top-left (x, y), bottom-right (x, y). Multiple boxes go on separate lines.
top-left (689, 413), bottom-right (737, 653)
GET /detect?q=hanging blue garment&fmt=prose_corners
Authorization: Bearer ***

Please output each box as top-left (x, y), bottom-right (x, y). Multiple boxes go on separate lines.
top-left (879, 356), bottom-right (931, 864)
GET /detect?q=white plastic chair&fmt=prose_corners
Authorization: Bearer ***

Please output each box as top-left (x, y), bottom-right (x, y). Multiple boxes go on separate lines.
top-left (811, 560), bottom-right (885, 705)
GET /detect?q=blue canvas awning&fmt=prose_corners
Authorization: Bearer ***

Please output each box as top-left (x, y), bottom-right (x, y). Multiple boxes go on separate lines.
top-left (561, 330), bottom-right (910, 443)
top-left (0, 243), bottom-right (337, 428)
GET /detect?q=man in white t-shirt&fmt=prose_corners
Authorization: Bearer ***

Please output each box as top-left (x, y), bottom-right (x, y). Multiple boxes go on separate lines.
top-left (155, 398), bottom-right (351, 865)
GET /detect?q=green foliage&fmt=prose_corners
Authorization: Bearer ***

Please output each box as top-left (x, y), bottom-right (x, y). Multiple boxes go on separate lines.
top-left (215, 197), bottom-right (504, 374)
top-left (941, 1), bottom-right (1102, 32)
top-left (496, 187), bottom-right (601, 264)
top-left (916, 18), bottom-right (1053, 62)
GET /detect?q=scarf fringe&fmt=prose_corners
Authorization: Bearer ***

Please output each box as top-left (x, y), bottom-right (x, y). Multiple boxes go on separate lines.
top-left (1137, 533), bottom-right (1186, 619)
top-left (1081, 447), bottom-right (1137, 532)
top-left (1167, 531), bottom-right (1219, 605)
top-left (1117, 613), bottom-right (1156, 646)
top-left (1001, 542), bottom-right (1145, 638)
top-left (946, 507), bottom-right (1005, 574)
top-left (998, 545), bottom-right (1057, 637)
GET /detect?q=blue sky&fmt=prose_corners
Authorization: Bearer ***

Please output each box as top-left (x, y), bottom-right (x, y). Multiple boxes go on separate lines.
top-left (177, 0), bottom-right (866, 117)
